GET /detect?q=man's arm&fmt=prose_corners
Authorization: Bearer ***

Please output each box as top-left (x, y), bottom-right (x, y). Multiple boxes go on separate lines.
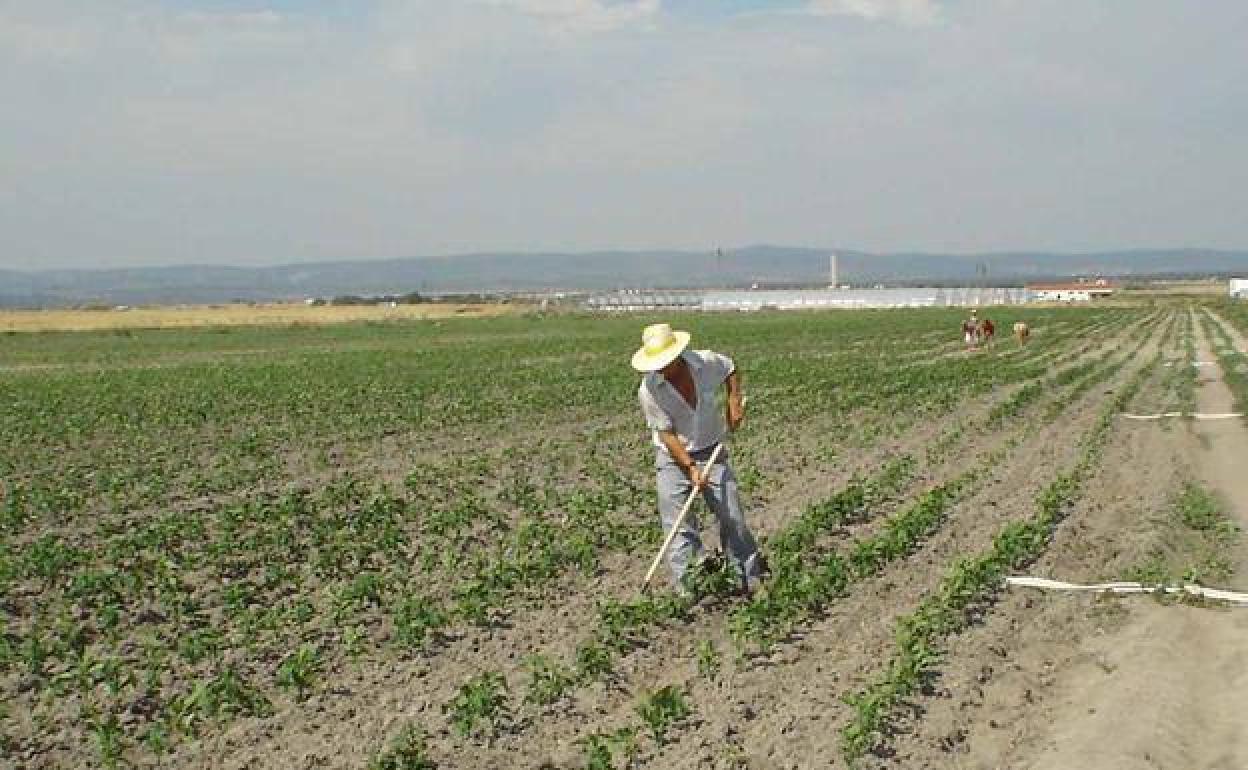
top-left (642, 384), bottom-right (709, 490)
top-left (725, 369), bottom-right (744, 431)
top-left (658, 430), bottom-right (708, 489)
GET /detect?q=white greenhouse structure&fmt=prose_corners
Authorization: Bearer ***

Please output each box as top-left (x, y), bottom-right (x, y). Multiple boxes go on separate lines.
top-left (585, 287), bottom-right (1032, 313)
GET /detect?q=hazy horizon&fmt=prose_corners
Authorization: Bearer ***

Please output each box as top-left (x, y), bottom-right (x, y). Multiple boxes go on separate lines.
top-left (5, 244), bottom-right (1248, 276)
top-left (3, 1), bottom-right (1246, 272)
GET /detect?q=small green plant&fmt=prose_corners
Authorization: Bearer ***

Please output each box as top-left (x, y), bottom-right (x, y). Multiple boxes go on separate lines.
top-left (574, 642), bottom-right (614, 682)
top-left (288, 598), bottom-right (315, 625)
top-left (635, 686), bottom-right (692, 745)
top-left (276, 643), bottom-right (321, 701)
top-left (370, 724), bottom-right (437, 770)
top-left (445, 671), bottom-right (509, 739)
top-left (88, 711), bottom-right (124, 769)
top-left (169, 666), bottom-right (273, 735)
top-left (343, 625), bottom-right (367, 659)
top-left (338, 571), bottom-right (385, 610)
top-left (177, 628), bottom-right (222, 665)
top-left (451, 581), bottom-right (492, 627)
top-left (142, 722), bottom-right (170, 755)
top-left (1177, 483), bottom-right (1237, 539)
top-left (683, 555), bottom-right (742, 598)
top-left (22, 631), bottom-right (48, 676)
top-left (580, 727), bottom-right (638, 770)
top-left (222, 582), bottom-right (254, 614)
top-left (695, 639), bottom-right (721, 680)
top-left (392, 596), bottom-right (447, 651)
top-left (1124, 552), bottom-right (1172, 585)
top-left (23, 535), bottom-right (85, 581)
top-left (523, 654), bottom-right (573, 706)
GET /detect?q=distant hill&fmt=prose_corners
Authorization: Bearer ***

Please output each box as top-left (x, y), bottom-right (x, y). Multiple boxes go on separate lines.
top-left (2, 247), bottom-right (1246, 307)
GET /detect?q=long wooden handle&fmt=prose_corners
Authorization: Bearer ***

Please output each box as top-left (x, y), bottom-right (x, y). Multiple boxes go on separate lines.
top-left (641, 442), bottom-right (726, 593)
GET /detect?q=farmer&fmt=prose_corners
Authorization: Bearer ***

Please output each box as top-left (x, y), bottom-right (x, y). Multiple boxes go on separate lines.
top-left (962, 309), bottom-right (981, 348)
top-left (632, 323), bottom-right (764, 594)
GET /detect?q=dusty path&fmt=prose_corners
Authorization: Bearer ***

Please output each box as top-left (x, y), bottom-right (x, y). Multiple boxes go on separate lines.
top-left (1021, 310), bottom-right (1248, 770)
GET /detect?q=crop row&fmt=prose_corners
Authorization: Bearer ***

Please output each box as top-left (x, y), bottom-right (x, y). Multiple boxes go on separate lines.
top-left (838, 347), bottom-right (1158, 763)
top-left (1198, 309), bottom-right (1248, 417)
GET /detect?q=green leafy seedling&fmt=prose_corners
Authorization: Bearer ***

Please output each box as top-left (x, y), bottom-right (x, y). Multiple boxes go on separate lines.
top-left (370, 724), bottom-right (437, 770)
top-left (574, 642), bottom-right (614, 682)
top-left (276, 643), bottom-right (321, 701)
top-left (635, 685), bottom-right (692, 746)
top-left (445, 671), bottom-right (509, 740)
top-left (695, 640), bottom-right (721, 681)
top-left (392, 596), bottom-right (447, 651)
top-left (580, 727), bottom-right (638, 770)
top-left (88, 711), bottom-right (124, 769)
top-left (523, 654), bottom-right (574, 706)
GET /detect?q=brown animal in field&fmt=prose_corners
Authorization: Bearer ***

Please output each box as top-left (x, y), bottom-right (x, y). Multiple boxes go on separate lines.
top-left (1013, 321), bottom-right (1030, 344)
top-left (981, 318), bottom-right (995, 342)
top-left (961, 320), bottom-right (979, 347)
top-left (962, 310), bottom-right (981, 348)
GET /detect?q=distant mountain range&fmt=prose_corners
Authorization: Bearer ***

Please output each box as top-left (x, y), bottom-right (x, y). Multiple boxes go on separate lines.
top-left (2, 246), bottom-right (1246, 307)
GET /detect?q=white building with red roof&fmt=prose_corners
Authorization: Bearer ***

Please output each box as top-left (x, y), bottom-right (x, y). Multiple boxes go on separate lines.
top-left (1025, 280), bottom-right (1117, 302)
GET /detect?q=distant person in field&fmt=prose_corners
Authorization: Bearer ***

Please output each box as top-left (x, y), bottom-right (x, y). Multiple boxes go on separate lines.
top-left (962, 309), bottom-right (982, 348)
top-left (632, 323), bottom-right (765, 595)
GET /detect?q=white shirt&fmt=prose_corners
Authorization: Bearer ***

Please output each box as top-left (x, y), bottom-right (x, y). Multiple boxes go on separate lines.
top-left (638, 349), bottom-right (736, 454)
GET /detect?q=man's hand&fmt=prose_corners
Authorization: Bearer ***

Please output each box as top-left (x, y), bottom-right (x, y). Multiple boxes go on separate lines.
top-left (688, 463), bottom-right (709, 490)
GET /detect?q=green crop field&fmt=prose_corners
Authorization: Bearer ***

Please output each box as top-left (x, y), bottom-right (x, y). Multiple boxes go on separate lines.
top-left (2, 305), bottom-right (1242, 769)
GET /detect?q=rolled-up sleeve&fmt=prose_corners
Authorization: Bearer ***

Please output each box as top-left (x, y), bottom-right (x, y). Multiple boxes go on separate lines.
top-left (639, 383), bottom-right (673, 432)
top-left (702, 351), bottom-right (735, 383)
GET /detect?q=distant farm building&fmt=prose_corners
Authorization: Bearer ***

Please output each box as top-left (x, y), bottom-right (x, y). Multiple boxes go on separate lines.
top-left (1229, 279), bottom-right (1248, 299)
top-left (1025, 280), bottom-right (1116, 303)
top-left (586, 287), bottom-right (1032, 312)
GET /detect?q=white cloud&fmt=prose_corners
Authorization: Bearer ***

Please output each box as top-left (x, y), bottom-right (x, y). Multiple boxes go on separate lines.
top-left (177, 10), bottom-right (284, 27)
top-left (149, 8), bottom-right (323, 60)
top-left (1, 0), bottom-right (1246, 269)
top-left (482, 0), bottom-right (661, 33)
top-left (804, 0), bottom-right (941, 26)
top-left (0, 13), bottom-right (93, 60)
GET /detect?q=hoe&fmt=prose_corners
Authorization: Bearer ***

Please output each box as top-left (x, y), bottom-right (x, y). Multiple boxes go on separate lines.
top-left (640, 397), bottom-right (747, 595)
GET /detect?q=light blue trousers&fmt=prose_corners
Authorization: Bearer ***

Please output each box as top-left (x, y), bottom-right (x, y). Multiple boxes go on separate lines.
top-left (656, 445), bottom-right (762, 588)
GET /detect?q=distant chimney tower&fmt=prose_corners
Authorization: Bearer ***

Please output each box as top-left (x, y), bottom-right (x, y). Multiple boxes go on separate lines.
top-left (828, 254), bottom-right (839, 287)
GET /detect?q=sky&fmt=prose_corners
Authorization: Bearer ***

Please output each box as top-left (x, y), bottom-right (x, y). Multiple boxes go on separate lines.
top-left (1, 0), bottom-right (1246, 270)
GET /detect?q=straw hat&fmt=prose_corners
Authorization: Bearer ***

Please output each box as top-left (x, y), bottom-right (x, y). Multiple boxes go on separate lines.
top-left (631, 323), bottom-right (691, 372)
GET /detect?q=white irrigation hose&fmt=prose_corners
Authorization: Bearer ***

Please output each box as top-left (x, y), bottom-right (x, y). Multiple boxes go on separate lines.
top-left (1005, 576), bottom-right (1248, 607)
top-left (1120, 412), bottom-right (1243, 421)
